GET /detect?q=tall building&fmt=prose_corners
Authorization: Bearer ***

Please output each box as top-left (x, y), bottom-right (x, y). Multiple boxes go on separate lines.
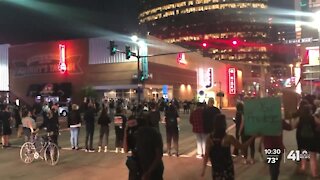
top-left (296, 0), bottom-right (320, 95)
top-left (138, 0), bottom-right (281, 97)
top-left (138, 0), bottom-right (271, 62)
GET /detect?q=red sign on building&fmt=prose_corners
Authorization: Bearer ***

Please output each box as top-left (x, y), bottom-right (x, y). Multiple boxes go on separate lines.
top-left (228, 68), bottom-right (236, 95)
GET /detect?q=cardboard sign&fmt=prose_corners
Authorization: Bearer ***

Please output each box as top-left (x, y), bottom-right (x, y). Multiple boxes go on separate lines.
top-left (244, 97), bottom-right (282, 136)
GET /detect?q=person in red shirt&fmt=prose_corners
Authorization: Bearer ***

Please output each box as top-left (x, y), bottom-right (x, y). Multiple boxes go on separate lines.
top-left (189, 102), bottom-right (205, 158)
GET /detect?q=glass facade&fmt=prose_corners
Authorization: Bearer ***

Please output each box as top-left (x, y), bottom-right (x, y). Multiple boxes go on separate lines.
top-left (139, 0), bottom-right (271, 62)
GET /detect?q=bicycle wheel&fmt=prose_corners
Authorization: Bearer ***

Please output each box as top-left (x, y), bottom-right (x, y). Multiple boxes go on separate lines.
top-left (20, 142), bottom-right (36, 164)
top-left (44, 143), bottom-right (60, 166)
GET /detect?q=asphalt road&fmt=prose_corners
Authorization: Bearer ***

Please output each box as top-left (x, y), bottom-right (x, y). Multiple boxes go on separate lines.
top-left (0, 108), bottom-right (319, 180)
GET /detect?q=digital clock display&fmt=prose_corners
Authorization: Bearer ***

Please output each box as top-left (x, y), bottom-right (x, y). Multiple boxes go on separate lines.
top-left (265, 149), bottom-right (282, 164)
top-left (264, 148), bottom-right (281, 155)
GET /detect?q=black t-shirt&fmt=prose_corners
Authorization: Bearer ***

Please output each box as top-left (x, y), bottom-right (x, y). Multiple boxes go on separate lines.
top-left (203, 106), bottom-right (221, 133)
top-left (147, 110), bottom-right (161, 129)
top-left (136, 127), bottom-right (163, 172)
top-left (165, 110), bottom-right (179, 129)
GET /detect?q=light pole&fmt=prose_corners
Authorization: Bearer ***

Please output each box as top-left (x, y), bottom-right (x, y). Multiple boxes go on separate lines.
top-left (131, 36), bottom-right (146, 104)
top-left (309, 11), bottom-right (320, 94)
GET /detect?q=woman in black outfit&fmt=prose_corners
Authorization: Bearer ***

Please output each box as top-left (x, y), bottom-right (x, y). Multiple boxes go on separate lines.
top-left (114, 107), bottom-right (127, 153)
top-left (97, 106), bottom-right (111, 152)
top-left (292, 101), bottom-right (320, 178)
top-left (164, 104), bottom-right (180, 156)
top-left (201, 114), bottom-right (255, 180)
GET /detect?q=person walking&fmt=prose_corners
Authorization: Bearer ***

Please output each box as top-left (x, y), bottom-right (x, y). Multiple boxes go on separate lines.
top-left (114, 107), bottom-right (127, 153)
top-left (164, 103), bottom-right (180, 156)
top-left (239, 105), bottom-right (256, 164)
top-left (291, 102), bottom-right (320, 178)
top-left (84, 102), bottom-right (96, 152)
top-left (201, 114), bottom-right (256, 180)
top-left (43, 108), bottom-right (59, 146)
top-left (232, 102), bottom-right (243, 156)
top-left (97, 106), bottom-right (111, 152)
top-left (67, 104), bottom-right (81, 150)
top-left (189, 102), bottom-right (206, 158)
top-left (1, 105), bottom-right (12, 148)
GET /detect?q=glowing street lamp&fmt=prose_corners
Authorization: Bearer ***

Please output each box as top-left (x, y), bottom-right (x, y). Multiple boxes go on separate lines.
top-left (289, 64), bottom-right (293, 77)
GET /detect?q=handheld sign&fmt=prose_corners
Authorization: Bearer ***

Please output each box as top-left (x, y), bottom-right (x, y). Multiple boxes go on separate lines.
top-left (244, 97), bottom-right (282, 136)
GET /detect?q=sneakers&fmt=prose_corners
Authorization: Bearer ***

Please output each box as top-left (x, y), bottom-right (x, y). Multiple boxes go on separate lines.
top-left (98, 146), bottom-right (102, 152)
top-left (196, 154), bottom-right (203, 159)
top-left (115, 148), bottom-right (119, 153)
top-left (88, 149), bottom-right (95, 152)
top-left (121, 148), bottom-right (124, 153)
top-left (104, 146), bottom-right (108, 153)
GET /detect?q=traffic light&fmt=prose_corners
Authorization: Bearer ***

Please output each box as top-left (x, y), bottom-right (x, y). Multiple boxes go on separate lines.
top-left (125, 46), bottom-right (131, 59)
top-left (139, 71), bottom-right (145, 82)
top-left (201, 42), bottom-right (210, 57)
top-left (232, 40), bottom-right (238, 46)
top-left (109, 41), bottom-right (117, 55)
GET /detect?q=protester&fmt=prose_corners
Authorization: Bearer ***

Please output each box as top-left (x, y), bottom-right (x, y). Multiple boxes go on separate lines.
top-left (164, 103), bottom-right (180, 156)
top-left (84, 101), bottom-right (96, 152)
top-left (123, 115), bottom-right (139, 153)
top-left (263, 119), bottom-right (293, 180)
top-left (203, 97), bottom-right (220, 134)
top-left (21, 108), bottom-right (37, 142)
top-left (135, 126), bottom-right (164, 180)
top-left (232, 102), bottom-right (243, 156)
top-left (189, 102), bottom-right (206, 158)
top-left (291, 103), bottom-right (320, 178)
top-left (201, 114), bottom-right (256, 179)
top-left (97, 106), bottom-right (111, 152)
top-left (239, 104), bottom-right (256, 164)
top-left (67, 104), bottom-right (81, 150)
top-left (114, 107), bottom-right (127, 153)
top-left (1, 105), bottom-right (12, 148)
top-left (147, 102), bottom-right (161, 132)
top-left (43, 108), bottom-right (60, 146)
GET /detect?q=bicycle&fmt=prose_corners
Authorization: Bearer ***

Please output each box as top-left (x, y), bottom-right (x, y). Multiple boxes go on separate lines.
top-left (20, 132), bottom-right (60, 166)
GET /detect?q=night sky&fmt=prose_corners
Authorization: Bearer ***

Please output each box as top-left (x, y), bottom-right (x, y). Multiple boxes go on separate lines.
top-left (0, 0), bottom-right (293, 45)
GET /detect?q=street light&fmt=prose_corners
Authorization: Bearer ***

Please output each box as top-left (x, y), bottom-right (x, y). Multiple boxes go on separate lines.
top-left (289, 64), bottom-right (293, 77)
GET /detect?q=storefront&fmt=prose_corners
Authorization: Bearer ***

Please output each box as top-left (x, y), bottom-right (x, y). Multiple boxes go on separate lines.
top-left (9, 35), bottom-right (240, 107)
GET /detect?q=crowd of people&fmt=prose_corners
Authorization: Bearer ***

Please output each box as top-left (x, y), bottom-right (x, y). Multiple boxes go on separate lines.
top-left (1, 94), bottom-right (320, 180)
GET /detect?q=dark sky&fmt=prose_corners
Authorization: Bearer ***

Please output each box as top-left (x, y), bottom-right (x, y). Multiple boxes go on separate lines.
top-left (0, 0), bottom-right (293, 45)
top-left (0, 0), bottom-right (139, 45)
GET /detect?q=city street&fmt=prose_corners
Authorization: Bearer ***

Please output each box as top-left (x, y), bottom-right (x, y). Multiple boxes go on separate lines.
top-left (0, 109), bottom-right (318, 180)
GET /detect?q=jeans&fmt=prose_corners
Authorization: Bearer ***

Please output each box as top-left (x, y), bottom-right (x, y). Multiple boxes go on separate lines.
top-left (98, 125), bottom-right (109, 147)
top-left (70, 127), bottom-right (79, 148)
top-left (268, 154), bottom-right (282, 180)
top-left (196, 133), bottom-right (207, 156)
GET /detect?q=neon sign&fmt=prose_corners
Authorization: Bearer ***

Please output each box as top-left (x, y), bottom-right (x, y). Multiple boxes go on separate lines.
top-left (177, 53), bottom-right (187, 65)
top-left (228, 68), bottom-right (236, 95)
top-left (199, 68), bottom-right (213, 89)
top-left (59, 44), bottom-right (67, 73)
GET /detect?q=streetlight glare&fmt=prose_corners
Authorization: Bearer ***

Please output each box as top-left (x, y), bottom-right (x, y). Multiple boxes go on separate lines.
top-left (131, 35), bottom-right (138, 42)
top-left (312, 11), bottom-right (320, 29)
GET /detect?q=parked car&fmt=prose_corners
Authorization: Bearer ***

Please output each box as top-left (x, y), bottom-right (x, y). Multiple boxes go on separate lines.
top-left (58, 102), bottom-right (69, 117)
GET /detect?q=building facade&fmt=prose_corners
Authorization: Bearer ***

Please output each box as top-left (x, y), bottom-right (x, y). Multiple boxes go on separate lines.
top-left (8, 35), bottom-right (239, 107)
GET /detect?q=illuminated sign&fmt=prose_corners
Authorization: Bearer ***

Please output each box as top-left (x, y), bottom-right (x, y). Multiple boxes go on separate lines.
top-left (199, 68), bottom-right (214, 89)
top-left (228, 68), bottom-right (236, 95)
top-left (59, 44), bottom-right (67, 73)
top-left (177, 53), bottom-right (187, 65)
